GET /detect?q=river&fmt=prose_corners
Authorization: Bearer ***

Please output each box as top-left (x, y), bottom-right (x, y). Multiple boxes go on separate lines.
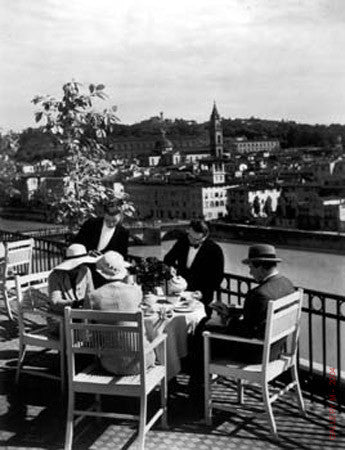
top-left (130, 240), bottom-right (345, 375)
top-left (1, 217), bottom-right (343, 295)
top-left (129, 240), bottom-right (345, 296)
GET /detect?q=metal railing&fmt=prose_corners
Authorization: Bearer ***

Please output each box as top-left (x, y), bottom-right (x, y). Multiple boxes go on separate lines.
top-left (218, 272), bottom-right (345, 412)
top-left (1, 230), bottom-right (344, 410)
top-left (0, 230), bottom-right (66, 272)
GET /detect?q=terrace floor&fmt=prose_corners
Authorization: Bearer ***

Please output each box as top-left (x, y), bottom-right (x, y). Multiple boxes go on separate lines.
top-left (0, 309), bottom-right (344, 450)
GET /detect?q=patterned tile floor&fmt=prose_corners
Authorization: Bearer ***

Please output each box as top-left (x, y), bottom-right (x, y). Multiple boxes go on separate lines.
top-left (0, 309), bottom-right (344, 450)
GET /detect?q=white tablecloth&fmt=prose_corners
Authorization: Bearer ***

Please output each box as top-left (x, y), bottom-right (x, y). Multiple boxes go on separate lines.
top-left (144, 300), bottom-right (206, 379)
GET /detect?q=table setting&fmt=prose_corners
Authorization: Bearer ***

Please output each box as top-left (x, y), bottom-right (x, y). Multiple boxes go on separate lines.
top-left (140, 290), bottom-right (203, 318)
top-left (127, 256), bottom-right (207, 378)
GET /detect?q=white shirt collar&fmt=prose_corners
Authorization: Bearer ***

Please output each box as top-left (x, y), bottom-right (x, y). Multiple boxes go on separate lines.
top-left (97, 221), bottom-right (116, 251)
top-left (261, 270), bottom-right (279, 284)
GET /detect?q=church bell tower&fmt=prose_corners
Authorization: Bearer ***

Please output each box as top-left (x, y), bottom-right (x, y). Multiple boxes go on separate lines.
top-left (209, 101), bottom-right (223, 159)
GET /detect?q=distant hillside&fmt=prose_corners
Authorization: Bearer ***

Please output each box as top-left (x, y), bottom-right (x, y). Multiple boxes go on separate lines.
top-left (15, 116), bottom-right (345, 162)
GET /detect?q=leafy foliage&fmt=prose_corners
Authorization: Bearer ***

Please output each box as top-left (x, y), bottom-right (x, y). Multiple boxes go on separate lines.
top-left (32, 81), bottom-right (134, 230)
top-left (0, 132), bottom-right (20, 203)
top-left (128, 257), bottom-right (172, 294)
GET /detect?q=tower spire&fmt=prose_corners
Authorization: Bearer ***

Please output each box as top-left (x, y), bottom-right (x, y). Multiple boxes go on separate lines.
top-left (210, 101), bottom-right (220, 120)
top-left (209, 102), bottom-right (223, 158)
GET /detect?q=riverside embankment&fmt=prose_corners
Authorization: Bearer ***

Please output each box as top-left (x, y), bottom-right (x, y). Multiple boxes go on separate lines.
top-left (210, 221), bottom-right (345, 255)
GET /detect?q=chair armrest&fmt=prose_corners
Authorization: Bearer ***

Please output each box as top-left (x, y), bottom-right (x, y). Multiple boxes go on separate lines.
top-left (27, 308), bottom-right (64, 322)
top-left (203, 331), bottom-right (264, 346)
top-left (4, 279), bottom-right (16, 289)
top-left (145, 333), bottom-right (167, 353)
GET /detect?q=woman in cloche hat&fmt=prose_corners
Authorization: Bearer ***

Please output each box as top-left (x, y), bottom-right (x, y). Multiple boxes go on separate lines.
top-left (47, 244), bottom-right (100, 335)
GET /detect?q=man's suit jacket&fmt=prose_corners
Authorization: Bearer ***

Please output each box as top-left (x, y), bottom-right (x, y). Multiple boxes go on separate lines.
top-left (163, 234), bottom-right (224, 310)
top-left (227, 273), bottom-right (295, 362)
top-left (73, 217), bottom-right (129, 257)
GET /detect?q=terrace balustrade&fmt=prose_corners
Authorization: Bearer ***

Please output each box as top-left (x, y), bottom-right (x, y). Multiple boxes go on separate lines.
top-left (1, 229), bottom-right (344, 412)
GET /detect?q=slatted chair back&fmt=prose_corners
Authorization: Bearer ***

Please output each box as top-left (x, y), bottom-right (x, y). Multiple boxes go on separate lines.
top-left (15, 271), bottom-right (65, 392)
top-left (203, 288), bottom-right (305, 438)
top-left (65, 309), bottom-right (147, 383)
top-left (15, 271), bottom-right (51, 334)
top-left (64, 308), bottom-right (167, 450)
top-left (1, 239), bottom-right (34, 319)
top-left (262, 288), bottom-right (304, 368)
top-left (5, 238), bottom-right (33, 278)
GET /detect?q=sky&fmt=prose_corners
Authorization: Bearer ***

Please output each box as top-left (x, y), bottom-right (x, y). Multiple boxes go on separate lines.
top-left (0, 0), bottom-right (345, 131)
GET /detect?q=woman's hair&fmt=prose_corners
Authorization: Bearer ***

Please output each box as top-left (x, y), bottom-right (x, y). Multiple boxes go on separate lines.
top-left (189, 219), bottom-right (209, 237)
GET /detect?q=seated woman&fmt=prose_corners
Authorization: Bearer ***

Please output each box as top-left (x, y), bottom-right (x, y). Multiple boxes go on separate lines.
top-left (86, 251), bottom-right (156, 375)
top-left (48, 244), bottom-right (98, 335)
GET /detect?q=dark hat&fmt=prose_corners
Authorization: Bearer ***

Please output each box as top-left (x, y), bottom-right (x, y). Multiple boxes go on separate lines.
top-left (242, 244), bottom-right (282, 264)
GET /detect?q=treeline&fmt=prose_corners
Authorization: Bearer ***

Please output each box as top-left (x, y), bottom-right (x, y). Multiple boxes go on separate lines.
top-left (108, 116), bottom-right (345, 148)
top-left (222, 118), bottom-right (345, 148)
top-left (10, 115), bottom-right (345, 162)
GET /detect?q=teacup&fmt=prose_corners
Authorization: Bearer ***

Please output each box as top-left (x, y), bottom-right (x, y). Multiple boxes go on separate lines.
top-left (166, 294), bottom-right (181, 305)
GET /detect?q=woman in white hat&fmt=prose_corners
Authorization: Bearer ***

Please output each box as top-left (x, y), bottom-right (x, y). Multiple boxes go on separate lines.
top-left (86, 251), bottom-right (156, 375)
top-left (48, 244), bottom-right (99, 334)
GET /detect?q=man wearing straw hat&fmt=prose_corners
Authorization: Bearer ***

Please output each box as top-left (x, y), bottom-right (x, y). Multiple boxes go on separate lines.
top-left (209, 243), bottom-right (295, 362)
top-left (189, 244), bottom-right (295, 402)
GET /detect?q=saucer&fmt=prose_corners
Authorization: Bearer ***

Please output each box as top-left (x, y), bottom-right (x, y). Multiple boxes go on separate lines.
top-left (173, 305), bottom-right (194, 313)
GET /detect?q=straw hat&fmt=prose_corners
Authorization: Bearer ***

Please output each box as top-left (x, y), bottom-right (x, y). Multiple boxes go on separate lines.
top-left (96, 251), bottom-right (131, 281)
top-left (54, 244), bottom-right (101, 271)
top-left (242, 244), bottom-right (282, 264)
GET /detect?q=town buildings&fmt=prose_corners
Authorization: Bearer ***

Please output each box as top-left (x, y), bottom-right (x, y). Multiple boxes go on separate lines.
top-left (125, 104), bottom-right (230, 220)
top-left (11, 101), bottom-right (345, 232)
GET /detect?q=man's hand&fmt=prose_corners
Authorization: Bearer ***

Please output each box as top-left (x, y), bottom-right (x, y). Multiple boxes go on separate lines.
top-left (209, 301), bottom-right (231, 319)
top-left (169, 266), bottom-right (177, 277)
top-left (192, 290), bottom-right (202, 300)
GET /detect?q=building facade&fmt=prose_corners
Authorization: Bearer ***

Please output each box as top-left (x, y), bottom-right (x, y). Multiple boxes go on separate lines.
top-left (126, 179), bottom-right (228, 221)
top-left (227, 185), bottom-right (281, 221)
top-left (229, 138), bottom-right (280, 155)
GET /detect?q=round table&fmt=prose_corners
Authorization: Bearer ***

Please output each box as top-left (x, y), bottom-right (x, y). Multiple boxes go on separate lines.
top-left (144, 300), bottom-right (206, 379)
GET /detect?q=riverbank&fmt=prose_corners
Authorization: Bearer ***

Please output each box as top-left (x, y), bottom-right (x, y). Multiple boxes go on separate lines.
top-left (2, 215), bottom-right (345, 256)
top-left (210, 221), bottom-right (345, 255)
top-left (0, 217), bottom-right (66, 233)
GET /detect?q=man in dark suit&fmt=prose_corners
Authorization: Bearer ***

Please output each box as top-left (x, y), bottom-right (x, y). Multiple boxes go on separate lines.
top-left (73, 200), bottom-right (129, 287)
top-left (163, 220), bottom-right (224, 317)
top-left (188, 244), bottom-right (295, 407)
top-left (220, 243), bottom-right (295, 362)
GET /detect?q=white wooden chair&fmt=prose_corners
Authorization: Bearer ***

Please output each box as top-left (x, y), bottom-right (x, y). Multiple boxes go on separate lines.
top-left (0, 238), bottom-right (34, 320)
top-left (203, 288), bottom-right (306, 439)
top-left (64, 308), bottom-right (168, 450)
top-left (15, 271), bottom-right (65, 392)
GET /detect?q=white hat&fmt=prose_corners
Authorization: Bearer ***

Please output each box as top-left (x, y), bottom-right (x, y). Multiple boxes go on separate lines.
top-left (96, 251), bottom-right (131, 281)
top-left (54, 244), bottom-right (101, 271)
